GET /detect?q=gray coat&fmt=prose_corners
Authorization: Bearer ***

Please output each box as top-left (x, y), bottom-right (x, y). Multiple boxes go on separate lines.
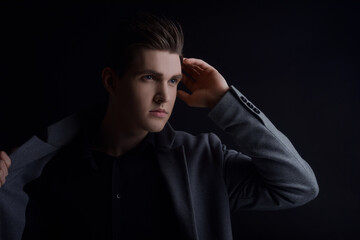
top-left (0, 86), bottom-right (319, 240)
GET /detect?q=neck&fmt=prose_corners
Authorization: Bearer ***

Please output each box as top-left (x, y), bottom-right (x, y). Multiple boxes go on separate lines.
top-left (91, 106), bottom-right (148, 157)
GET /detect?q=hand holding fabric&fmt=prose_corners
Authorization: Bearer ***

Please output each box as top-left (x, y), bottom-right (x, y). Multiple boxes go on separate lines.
top-left (0, 151), bottom-right (11, 188)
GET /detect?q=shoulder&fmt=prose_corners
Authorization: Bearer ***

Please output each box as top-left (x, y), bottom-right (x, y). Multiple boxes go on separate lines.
top-left (160, 128), bottom-right (228, 170)
top-left (156, 122), bottom-right (223, 150)
top-left (171, 129), bottom-right (224, 155)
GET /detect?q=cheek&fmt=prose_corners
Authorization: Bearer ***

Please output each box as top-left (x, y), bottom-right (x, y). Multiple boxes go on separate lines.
top-left (168, 88), bottom-right (178, 107)
top-left (130, 84), bottom-right (154, 108)
top-left (171, 89), bottom-right (178, 102)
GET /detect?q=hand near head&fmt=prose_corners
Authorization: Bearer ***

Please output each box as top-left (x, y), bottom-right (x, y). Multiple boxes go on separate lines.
top-left (0, 149), bottom-right (14, 188)
top-left (177, 58), bottom-right (229, 108)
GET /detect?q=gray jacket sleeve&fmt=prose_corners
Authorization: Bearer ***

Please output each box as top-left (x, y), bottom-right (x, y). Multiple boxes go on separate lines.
top-left (208, 85), bottom-right (319, 212)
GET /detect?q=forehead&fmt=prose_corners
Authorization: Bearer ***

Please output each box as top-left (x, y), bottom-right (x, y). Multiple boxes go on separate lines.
top-left (130, 48), bottom-right (182, 76)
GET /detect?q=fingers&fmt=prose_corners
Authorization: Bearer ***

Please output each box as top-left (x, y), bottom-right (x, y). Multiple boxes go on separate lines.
top-left (0, 160), bottom-right (8, 186)
top-left (177, 89), bottom-right (209, 108)
top-left (182, 59), bottom-right (205, 77)
top-left (0, 160), bottom-right (8, 176)
top-left (182, 65), bottom-right (200, 82)
top-left (0, 151), bottom-right (11, 168)
top-left (182, 63), bottom-right (203, 76)
top-left (183, 58), bottom-right (213, 70)
top-left (177, 90), bottom-right (191, 105)
top-left (181, 71), bottom-right (196, 91)
top-left (0, 151), bottom-right (11, 188)
top-left (181, 58), bottom-right (209, 91)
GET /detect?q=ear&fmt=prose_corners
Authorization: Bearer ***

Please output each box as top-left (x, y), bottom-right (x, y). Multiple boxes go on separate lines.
top-left (102, 67), bottom-right (117, 94)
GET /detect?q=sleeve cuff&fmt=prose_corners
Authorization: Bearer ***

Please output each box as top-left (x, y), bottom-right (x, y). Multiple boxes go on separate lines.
top-left (208, 85), bottom-right (265, 128)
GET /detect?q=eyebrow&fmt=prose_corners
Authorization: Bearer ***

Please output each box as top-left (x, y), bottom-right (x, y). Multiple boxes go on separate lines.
top-left (137, 69), bottom-right (182, 79)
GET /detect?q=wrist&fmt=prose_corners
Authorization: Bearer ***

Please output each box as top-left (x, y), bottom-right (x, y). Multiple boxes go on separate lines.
top-left (208, 87), bottom-right (230, 109)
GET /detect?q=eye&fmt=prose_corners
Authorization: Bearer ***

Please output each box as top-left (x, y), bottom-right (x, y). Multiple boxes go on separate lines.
top-left (143, 75), bottom-right (154, 80)
top-left (169, 78), bottom-right (178, 85)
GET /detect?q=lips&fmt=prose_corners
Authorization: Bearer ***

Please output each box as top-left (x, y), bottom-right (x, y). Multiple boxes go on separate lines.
top-left (150, 108), bottom-right (168, 113)
top-left (149, 108), bottom-right (168, 118)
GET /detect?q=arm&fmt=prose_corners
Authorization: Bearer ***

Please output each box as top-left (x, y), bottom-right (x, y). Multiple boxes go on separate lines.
top-left (208, 86), bottom-right (318, 210)
top-left (178, 58), bottom-right (319, 211)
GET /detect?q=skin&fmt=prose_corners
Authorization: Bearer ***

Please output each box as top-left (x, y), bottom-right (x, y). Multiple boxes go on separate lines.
top-left (0, 150), bottom-right (12, 188)
top-left (0, 48), bottom-right (230, 187)
top-left (94, 49), bottom-right (183, 156)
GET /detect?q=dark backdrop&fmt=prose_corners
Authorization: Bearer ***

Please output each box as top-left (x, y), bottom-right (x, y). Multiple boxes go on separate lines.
top-left (1, 1), bottom-right (359, 239)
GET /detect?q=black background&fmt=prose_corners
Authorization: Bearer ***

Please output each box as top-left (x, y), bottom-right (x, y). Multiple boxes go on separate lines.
top-left (1, 1), bottom-right (359, 239)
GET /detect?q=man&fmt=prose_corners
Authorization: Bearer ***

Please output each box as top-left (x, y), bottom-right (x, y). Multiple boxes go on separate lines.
top-left (0, 14), bottom-right (319, 239)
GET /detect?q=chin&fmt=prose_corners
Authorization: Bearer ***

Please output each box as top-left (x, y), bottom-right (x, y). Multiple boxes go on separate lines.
top-left (146, 122), bottom-right (167, 133)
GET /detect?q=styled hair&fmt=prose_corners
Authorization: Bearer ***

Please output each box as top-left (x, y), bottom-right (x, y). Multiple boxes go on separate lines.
top-left (104, 13), bottom-right (184, 77)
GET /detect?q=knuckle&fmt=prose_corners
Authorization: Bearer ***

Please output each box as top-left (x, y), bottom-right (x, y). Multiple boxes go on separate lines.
top-left (1, 164), bottom-right (8, 176)
top-left (0, 151), bottom-right (8, 161)
top-left (1, 160), bottom-right (6, 170)
top-left (7, 158), bottom-right (11, 168)
top-left (0, 152), bottom-right (11, 168)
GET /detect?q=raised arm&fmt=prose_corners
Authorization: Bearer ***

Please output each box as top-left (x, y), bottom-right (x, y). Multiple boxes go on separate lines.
top-left (178, 57), bottom-right (319, 211)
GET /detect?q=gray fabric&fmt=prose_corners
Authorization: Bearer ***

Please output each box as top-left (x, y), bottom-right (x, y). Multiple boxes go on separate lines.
top-left (0, 137), bottom-right (59, 240)
top-left (0, 85), bottom-right (319, 240)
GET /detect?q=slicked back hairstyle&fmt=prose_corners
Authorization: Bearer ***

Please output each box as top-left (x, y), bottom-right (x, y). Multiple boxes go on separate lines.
top-left (104, 13), bottom-right (184, 77)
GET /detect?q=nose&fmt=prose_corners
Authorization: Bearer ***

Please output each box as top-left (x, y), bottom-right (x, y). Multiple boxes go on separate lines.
top-left (153, 82), bottom-right (170, 104)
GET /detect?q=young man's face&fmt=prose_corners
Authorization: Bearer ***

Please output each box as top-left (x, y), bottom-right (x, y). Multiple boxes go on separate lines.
top-left (109, 48), bottom-right (182, 133)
